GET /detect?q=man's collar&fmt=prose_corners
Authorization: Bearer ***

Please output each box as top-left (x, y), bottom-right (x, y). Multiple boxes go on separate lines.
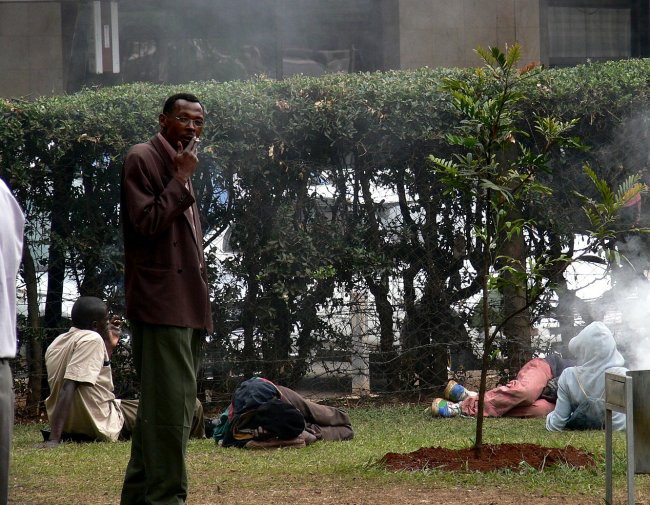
top-left (156, 132), bottom-right (177, 162)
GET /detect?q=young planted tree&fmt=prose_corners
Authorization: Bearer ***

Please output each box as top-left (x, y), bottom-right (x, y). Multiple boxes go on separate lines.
top-left (431, 45), bottom-right (645, 451)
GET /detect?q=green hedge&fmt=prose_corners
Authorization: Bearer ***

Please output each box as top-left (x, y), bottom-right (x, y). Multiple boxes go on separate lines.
top-left (3, 59), bottom-right (650, 393)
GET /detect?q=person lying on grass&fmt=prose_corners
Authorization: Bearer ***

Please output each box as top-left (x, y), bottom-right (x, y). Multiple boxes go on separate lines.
top-left (428, 352), bottom-right (575, 419)
top-left (211, 376), bottom-right (353, 449)
top-left (40, 296), bottom-right (205, 447)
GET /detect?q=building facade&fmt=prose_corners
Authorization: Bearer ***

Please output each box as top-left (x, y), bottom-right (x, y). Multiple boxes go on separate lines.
top-left (0, 0), bottom-right (648, 98)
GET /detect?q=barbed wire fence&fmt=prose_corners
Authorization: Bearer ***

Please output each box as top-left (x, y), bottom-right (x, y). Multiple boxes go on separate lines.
top-left (12, 264), bottom-right (648, 417)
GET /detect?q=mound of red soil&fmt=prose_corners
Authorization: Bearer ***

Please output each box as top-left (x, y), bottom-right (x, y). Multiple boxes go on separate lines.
top-left (381, 443), bottom-right (596, 472)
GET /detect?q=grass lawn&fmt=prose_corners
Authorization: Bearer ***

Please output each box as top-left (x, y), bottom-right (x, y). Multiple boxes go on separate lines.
top-left (9, 404), bottom-right (650, 504)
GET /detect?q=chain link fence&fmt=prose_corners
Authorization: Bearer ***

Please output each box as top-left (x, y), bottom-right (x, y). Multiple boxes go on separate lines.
top-left (13, 264), bottom-right (649, 415)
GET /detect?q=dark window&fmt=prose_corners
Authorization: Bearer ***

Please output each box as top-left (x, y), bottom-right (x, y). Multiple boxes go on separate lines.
top-left (542, 0), bottom-right (650, 67)
top-left (62, 0), bottom-right (396, 91)
top-left (276, 0), bottom-right (386, 78)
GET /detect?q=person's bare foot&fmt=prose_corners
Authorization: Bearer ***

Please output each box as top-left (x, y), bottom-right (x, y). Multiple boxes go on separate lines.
top-left (299, 430), bottom-right (318, 445)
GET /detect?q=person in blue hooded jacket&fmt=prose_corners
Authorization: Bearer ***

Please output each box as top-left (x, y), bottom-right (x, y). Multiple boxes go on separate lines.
top-left (546, 321), bottom-right (627, 431)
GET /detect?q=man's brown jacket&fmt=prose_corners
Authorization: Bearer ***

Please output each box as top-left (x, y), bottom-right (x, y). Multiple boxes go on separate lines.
top-left (121, 135), bottom-right (213, 332)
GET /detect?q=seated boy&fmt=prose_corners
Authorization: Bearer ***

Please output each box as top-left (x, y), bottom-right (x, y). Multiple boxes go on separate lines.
top-left (41, 296), bottom-right (205, 446)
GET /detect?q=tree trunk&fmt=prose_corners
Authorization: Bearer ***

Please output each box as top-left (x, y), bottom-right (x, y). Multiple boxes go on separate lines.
top-left (289, 278), bottom-right (335, 385)
top-left (554, 280), bottom-right (580, 352)
top-left (262, 292), bottom-right (293, 382)
top-left (501, 214), bottom-right (531, 377)
top-left (474, 255), bottom-right (491, 453)
top-left (365, 274), bottom-right (396, 389)
top-left (41, 153), bottom-right (76, 400)
top-left (357, 163), bottom-right (396, 388)
top-left (77, 170), bottom-right (104, 297)
top-left (474, 192), bottom-right (493, 454)
top-left (22, 241), bottom-right (43, 418)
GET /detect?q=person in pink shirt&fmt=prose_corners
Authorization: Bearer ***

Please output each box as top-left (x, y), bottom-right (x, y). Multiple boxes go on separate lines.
top-left (429, 353), bottom-right (574, 418)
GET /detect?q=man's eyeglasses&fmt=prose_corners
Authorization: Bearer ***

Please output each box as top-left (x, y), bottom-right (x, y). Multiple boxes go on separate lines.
top-left (172, 116), bottom-right (205, 127)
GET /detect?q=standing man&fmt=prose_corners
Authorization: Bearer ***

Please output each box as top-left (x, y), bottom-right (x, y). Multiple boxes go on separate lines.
top-left (120, 93), bottom-right (213, 505)
top-left (0, 177), bottom-right (24, 505)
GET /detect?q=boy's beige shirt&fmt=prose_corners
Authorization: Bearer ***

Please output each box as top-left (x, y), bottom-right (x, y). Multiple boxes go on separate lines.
top-left (45, 328), bottom-right (123, 441)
